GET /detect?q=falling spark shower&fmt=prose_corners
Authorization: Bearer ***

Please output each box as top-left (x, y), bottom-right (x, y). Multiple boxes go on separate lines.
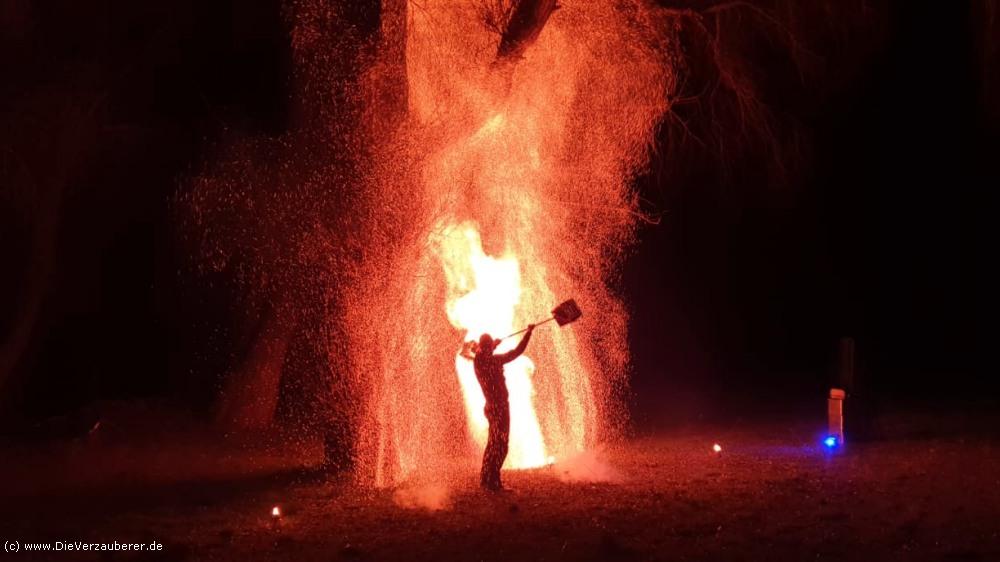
top-left (346, 0), bottom-right (674, 486)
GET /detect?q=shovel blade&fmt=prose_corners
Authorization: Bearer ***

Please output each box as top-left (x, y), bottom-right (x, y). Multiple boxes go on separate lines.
top-left (551, 299), bottom-right (582, 326)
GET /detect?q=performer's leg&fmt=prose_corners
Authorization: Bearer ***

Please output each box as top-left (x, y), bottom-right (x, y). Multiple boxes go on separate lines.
top-left (494, 405), bottom-right (510, 488)
top-left (481, 408), bottom-right (500, 489)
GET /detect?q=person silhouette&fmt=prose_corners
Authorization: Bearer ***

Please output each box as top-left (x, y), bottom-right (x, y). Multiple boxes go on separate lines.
top-left (461, 324), bottom-right (535, 491)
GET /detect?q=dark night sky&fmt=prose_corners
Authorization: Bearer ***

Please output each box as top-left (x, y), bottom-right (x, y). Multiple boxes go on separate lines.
top-left (627, 2), bottom-right (996, 419)
top-left (1, 1), bottom-right (995, 423)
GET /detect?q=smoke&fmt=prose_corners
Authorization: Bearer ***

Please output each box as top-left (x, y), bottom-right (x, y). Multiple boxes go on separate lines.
top-left (552, 446), bottom-right (622, 484)
top-left (392, 482), bottom-right (452, 511)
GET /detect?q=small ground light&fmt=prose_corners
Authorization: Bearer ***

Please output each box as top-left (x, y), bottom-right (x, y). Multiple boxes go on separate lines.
top-left (823, 436), bottom-right (839, 448)
top-left (712, 443), bottom-right (722, 453)
top-left (271, 506), bottom-right (282, 518)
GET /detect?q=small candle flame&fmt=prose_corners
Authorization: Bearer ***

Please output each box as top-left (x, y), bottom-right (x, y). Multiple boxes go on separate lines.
top-left (271, 506), bottom-right (281, 518)
top-left (712, 444), bottom-right (722, 453)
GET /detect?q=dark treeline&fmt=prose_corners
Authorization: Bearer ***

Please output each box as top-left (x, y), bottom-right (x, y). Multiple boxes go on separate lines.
top-left (1, 1), bottom-right (995, 427)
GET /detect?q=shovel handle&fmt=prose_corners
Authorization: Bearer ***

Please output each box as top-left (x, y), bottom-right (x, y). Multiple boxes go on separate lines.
top-left (499, 316), bottom-right (555, 341)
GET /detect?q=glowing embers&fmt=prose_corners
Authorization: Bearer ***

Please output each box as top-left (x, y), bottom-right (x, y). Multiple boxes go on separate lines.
top-left (436, 223), bottom-right (548, 469)
top-left (472, 113), bottom-right (505, 141)
top-left (350, 0), bottom-right (671, 487)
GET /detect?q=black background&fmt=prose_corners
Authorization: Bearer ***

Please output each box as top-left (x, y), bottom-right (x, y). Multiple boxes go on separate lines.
top-left (1, 1), bottom-right (994, 425)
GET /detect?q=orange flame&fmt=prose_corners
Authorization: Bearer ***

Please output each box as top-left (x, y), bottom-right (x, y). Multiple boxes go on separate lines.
top-left (436, 223), bottom-right (547, 468)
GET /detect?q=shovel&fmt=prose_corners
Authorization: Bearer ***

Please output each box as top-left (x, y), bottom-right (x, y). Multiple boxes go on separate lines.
top-left (498, 299), bottom-right (582, 341)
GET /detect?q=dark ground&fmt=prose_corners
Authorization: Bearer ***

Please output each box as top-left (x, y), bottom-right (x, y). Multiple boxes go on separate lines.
top-left (3, 409), bottom-right (999, 561)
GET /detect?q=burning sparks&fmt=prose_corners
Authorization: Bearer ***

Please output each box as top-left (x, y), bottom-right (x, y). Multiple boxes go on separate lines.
top-left (348, 0), bottom-right (673, 486)
top-left (473, 113), bottom-right (506, 141)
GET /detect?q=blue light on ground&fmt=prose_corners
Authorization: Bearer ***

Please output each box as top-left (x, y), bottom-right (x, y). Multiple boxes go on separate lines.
top-left (823, 436), bottom-right (839, 448)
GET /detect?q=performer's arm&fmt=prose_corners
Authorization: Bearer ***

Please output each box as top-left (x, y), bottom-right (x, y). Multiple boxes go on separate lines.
top-left (498, 325), bottom-right (534, 364)
top-left (460, 341), bottom-right (478, 360)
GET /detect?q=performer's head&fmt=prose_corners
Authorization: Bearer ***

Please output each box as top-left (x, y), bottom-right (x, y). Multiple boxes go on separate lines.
top-left (478, 333), bottom-right (495, 354)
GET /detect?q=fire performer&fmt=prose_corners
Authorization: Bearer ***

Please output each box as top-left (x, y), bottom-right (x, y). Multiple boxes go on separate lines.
top-left (461, 324), bottom-right (535, 491)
